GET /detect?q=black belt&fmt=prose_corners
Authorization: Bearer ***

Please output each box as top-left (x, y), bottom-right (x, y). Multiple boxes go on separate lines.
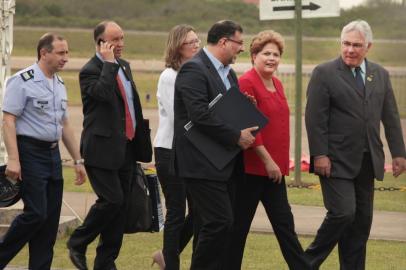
top-left (17, 135), bottom-right (58, 149)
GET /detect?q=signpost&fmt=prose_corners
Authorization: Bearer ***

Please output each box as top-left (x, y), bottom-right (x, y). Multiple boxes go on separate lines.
top-left (260, 0), bottom-right (339, 20)
top-left (260, 0), bottom-right (339, 185)
top-left (293, 0), bottom-right (303, 185)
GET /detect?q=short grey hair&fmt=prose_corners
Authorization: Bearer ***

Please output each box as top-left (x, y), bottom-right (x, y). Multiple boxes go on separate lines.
top-left (341, 20), bottom-right (373, 44)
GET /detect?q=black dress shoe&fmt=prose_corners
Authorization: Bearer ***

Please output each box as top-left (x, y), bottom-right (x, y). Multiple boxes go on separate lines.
top-left (67, 245), bottom-right (88, 270)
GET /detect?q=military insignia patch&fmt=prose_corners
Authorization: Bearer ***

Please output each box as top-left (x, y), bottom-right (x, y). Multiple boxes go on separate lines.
top-left (20, 69), bottom-right (34, 81)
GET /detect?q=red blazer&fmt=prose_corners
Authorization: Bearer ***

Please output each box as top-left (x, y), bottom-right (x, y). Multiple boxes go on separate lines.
top-left (239, 68), bottom-right (290, 176)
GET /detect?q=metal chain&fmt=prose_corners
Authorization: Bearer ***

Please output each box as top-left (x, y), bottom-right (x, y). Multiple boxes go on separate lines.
top-left (62, 159), bottom-right (405, 192)
top-left (287, 184), bottom-right (405, 192)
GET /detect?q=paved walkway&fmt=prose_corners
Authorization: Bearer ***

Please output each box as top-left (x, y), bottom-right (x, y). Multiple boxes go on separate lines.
top-left (7, 191), bottom-right (406, 242)
top-left (59, 191), bottom-right (406, 242)
top-left (11, 56), bottom-right (406, 74)
top-left (58, 107), bottom-right (405, 167)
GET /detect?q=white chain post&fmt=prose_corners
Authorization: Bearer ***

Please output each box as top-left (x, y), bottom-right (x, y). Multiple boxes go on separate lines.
top-left (0, 0), bottom-right (16, 165)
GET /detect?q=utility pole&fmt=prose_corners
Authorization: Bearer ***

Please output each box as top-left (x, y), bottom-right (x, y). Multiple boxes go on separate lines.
top-left (0, 0), bottom-right (16, 165)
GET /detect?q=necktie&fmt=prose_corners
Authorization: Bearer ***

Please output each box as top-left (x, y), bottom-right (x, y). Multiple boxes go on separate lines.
top-left (116, 75), bottom-right (135, 140)
top-left (355, 66), bottom-right (365, 96)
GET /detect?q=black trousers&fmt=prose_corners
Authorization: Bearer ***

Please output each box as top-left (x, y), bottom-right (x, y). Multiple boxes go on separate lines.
top-left (68, 142), bottom-right (134, 270)
top-left (184, 175), bottom-right (237, 270)
top-left (227, 174), bottom-right (308, 270)
top-left (155, 147), bottom-right (194, 270)
top-left (305, 153), bottom-right (375, 270)
top-left (0, 137), bottom-right (63, 270)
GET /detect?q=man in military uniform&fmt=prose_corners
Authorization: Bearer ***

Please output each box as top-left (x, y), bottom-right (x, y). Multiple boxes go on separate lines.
top-left (0, 33), bottom-right (86, 270)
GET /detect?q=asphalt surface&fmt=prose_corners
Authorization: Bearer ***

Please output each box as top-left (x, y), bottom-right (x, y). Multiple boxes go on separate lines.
top-left (57, 191), bottom-right (406, 242)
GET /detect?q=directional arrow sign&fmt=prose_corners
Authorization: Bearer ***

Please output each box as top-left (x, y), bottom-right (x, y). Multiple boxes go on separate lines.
top-left (260, 0), bottom-right (339, 20)
top-left (273, 2), bottom-right (320, 12)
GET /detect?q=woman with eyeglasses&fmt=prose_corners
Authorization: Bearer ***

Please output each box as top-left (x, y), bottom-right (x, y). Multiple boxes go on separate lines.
top-left (151, 24), bottom-right (200, 270)
top-left (226, 30), bottom-right (309, 269)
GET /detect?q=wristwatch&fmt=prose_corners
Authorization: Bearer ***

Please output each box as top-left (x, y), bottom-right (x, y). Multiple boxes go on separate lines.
top-left (74, 159), bottom-right (85, 165)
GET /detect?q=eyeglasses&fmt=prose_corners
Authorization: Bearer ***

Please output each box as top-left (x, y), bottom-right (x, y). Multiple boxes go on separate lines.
top-left (341, 41), bottom-right (365, 49)
top-left (183, 39), bottom-right (201, 47)
top-left (227, 38), bottom-right (244, 46)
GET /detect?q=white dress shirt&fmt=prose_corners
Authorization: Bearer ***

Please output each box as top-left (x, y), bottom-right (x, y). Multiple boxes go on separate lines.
top-left (153, 68), bottom-right (177, 149)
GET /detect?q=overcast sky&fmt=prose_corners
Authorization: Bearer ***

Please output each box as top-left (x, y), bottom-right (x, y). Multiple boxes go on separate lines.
top-left (340, 0), bottom-right (365, 8)
top-left (340, 0), bottom-right (403, 8)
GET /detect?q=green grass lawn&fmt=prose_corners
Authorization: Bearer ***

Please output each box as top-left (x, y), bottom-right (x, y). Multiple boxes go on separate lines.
top-left (13, 29), bottom-right (168, 60)
top-left (12, 28), bottom-right (406, 66)
top-left (8, 233), bottom-right (406, 269)
top-left (8, 166), bottom-right (405, 269)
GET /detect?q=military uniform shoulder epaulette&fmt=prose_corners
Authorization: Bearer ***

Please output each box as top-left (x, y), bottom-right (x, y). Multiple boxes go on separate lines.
top-left (56, 74), bottom-right (64, 84)
top-left (20, 69), bottom-right (34, 81)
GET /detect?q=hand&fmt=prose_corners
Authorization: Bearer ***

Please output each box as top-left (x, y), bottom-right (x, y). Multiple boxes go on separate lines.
top-left (314, 156), bottom-right (331, 178)
top-left (238, 126), bottom-right (258, 150)
top-left (264, 159), bottom-right (282, 183)
top-left (392, 157), bottom-right (406, 177)
top-left (243, 92), bottom-right (257, 106)
top-left (5, 159), bottom-right (22, 181)
top-left (98, 41), bottom-right (115, 62)
top-left (74, 164), bottom-right (87, 185)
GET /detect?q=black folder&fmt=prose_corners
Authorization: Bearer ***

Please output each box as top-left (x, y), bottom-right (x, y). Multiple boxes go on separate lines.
top-left (184, 86), bottom-right (268, 170)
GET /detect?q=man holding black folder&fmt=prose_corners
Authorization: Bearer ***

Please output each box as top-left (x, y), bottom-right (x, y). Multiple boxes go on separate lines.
top-left (173, 20), bottom-right (257, 269)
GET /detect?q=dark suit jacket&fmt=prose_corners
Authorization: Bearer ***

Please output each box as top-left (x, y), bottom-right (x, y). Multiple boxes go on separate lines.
top-left (79, 55), bottom-right (152, 170)
top-left (305, 57), bottom-right (405, 180)
top-left (173, 49), bottom-right (241, 181)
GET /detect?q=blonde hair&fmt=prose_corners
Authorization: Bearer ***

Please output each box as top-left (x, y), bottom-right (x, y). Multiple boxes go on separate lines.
top-left (250, 30), bottom-right (285, 64)
top-left (165, 24), bottom-right (195, 71)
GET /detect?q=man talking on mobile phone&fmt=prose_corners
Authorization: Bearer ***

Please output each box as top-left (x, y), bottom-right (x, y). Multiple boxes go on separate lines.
top-left (67, 21), bottom-right (152, 270)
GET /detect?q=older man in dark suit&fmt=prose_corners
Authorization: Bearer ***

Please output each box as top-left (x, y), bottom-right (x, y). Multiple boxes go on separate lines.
top-left (67, 21), bottom-right (151, 270)
top-left (173, 20), bottom-right (258, 269)
top-left (305, 20), bottom-right (406, 270)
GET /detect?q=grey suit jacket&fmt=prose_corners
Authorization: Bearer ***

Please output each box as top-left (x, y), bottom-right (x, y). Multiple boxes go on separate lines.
top-left (305, 57), bottom-right (405, 180)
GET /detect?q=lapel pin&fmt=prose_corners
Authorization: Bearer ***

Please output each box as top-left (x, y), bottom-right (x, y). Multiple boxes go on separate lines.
top-left (367, 75), bottom-right (373, 82)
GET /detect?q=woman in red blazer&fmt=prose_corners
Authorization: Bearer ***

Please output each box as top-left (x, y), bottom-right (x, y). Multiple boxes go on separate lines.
top-left (227, 30), bottom-right (308, 269)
